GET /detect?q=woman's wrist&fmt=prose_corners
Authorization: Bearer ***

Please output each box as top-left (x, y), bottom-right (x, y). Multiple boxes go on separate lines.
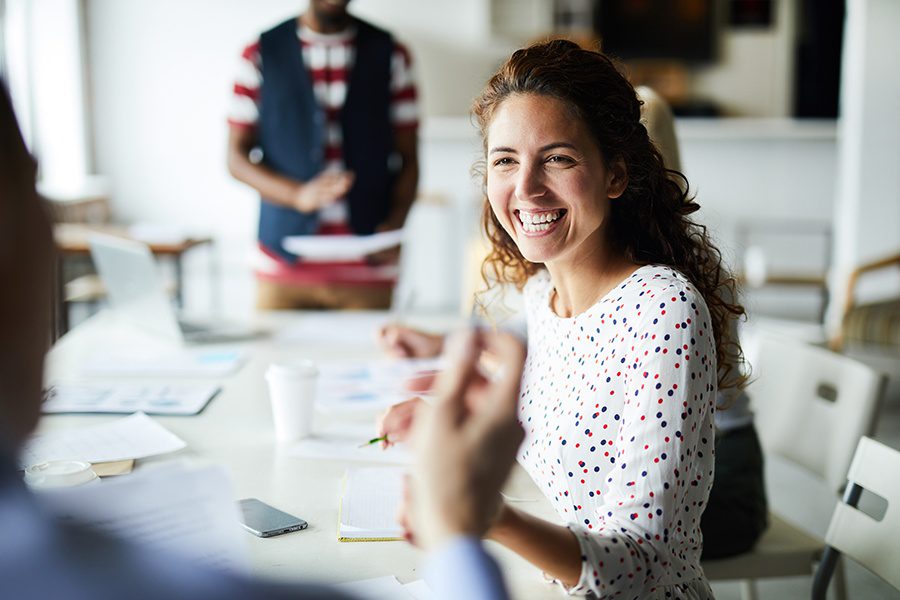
top-left (484, 502), bottom-right (519, 543)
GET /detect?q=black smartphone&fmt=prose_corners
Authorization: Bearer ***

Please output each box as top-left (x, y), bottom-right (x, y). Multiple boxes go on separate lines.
top-left (238, 498), bottom-right (308, 538)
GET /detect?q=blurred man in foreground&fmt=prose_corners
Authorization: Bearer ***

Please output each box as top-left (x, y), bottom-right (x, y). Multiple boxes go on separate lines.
top-left (0, 82), bottom-right (522, 599)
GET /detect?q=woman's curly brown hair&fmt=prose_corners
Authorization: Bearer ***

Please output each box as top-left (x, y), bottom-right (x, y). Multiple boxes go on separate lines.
top-left (472, 39), bottom-right (746, 390)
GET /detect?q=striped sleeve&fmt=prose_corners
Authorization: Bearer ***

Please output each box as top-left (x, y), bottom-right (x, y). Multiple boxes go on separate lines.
top-left (227, 40), bottom-right (262, 129)
top-left (390, 41), bottom-right (419, 130)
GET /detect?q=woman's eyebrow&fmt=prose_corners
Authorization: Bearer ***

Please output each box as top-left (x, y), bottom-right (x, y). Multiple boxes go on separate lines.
top-left (539, 142), bottom-right (577, 152)
top-left (489, 142), bottom-right (577, 155)
top-left (488, 146), bottom-right (516, 155)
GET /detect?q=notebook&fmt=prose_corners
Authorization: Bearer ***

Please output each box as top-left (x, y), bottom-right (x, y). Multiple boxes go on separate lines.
top-left (338, 467), bottom-right (405, 542)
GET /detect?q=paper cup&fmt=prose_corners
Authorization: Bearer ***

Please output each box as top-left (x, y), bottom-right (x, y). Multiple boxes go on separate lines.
top-left (24, 460), bottom-right (99, 489)
top-left (265, 360), bottom-right (318, 443)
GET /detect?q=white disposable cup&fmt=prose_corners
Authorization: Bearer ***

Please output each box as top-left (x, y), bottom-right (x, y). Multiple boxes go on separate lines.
top-left (265, 360), bottom-right (318, 443)
top-left (24, 460), bottom-right (99, 489)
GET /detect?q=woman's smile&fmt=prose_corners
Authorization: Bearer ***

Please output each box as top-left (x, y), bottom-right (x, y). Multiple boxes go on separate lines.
top-left (515, 208), bottom-right (567, 235)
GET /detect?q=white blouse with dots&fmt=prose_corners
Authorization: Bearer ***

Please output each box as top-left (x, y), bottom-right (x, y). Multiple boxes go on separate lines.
top-left (518, 265), bottom-right (717, 599)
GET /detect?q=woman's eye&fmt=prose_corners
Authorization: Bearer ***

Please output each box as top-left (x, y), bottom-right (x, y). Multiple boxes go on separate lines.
top-left (547, 155), bottom-right (574, 164)
top-left (493, 157), bottom-right (515, 167)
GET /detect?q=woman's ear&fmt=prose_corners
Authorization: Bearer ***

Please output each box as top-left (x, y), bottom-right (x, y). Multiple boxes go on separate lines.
top-left (606, 157), bottom-right (628, 199)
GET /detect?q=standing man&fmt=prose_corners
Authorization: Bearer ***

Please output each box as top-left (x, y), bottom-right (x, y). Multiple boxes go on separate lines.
top-left (227, 0), bottom-right (419, 310)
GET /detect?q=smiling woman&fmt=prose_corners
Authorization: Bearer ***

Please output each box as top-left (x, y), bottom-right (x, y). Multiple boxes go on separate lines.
top-left (377, 39), bottom-right (748, 599)
top-left (464, 39), bottom-right (747, 599)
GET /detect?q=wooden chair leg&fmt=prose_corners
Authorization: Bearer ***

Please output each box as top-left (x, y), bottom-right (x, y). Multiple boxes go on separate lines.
top-left (739, 579), bottom-right (759, 600)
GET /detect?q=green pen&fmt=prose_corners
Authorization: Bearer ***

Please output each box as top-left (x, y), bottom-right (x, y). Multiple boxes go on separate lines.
top-left (358, 435), bottom-right (388, 448)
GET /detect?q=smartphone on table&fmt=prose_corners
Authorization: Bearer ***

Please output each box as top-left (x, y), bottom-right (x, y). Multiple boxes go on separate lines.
top-left (238, 498), bottom-right (308, 538)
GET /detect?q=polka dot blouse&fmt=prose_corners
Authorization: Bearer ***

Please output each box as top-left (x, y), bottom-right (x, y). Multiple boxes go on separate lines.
top-left (518, 265), bottom-right (717, 599)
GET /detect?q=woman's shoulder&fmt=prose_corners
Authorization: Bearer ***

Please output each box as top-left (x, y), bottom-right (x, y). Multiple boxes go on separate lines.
top-left (627, 265), bottom-right (709, 320)
top-left (631, 264), bottom-right (701, 298)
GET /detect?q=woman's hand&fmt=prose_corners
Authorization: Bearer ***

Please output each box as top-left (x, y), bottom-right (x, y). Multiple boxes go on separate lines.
top-left (378, 324), bottom-right (444, 359)
top-left (376, 397), bottom-right (427, 449)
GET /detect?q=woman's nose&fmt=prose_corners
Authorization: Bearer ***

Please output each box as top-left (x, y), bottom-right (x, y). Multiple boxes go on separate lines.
top-left (514, 163), bottom-right (546, 201)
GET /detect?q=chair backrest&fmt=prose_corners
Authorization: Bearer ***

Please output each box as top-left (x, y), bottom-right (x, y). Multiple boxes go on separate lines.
top-left (822, 436), bottom-right (900, 591)
top-left (748, 335), bottom-right (886, 493)
top-left (636, 85), bottom-right (682, 172)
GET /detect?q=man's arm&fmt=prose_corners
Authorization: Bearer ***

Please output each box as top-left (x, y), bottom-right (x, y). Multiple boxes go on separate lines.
top-left (409, 330), bottom-right (527, 600)
top-left (226, 126), bottom-right (352, 214)
top-left (378, 128), bottom-right (419, 231)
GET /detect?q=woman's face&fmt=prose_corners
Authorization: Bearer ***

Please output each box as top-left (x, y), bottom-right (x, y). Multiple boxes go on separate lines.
top-left (485, 93), bottom-right (625, 268)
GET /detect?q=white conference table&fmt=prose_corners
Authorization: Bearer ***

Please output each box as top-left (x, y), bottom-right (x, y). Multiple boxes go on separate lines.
top-left (41, 309), bottom-right (566, 599)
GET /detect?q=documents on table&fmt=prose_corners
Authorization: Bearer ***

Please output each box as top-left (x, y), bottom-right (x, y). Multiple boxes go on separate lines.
top-left (338, 467), bottom-right (405, 542)
top-left (317, 357), bottom-right (444, 414)
top-left (42, 383), bottom-right (220, 415)
top-left (336, 576), bottom-right (433, 600)
top-left (282, 228), bottom-right (404, 262)
top-left (290, 422), bottom-right (412, 465)
top-left (35, 462), bottom-right (249, 574)
top-left (81, 348), bottom-right (245, 377)
top-left (20, 412), bottom-right (186, 468)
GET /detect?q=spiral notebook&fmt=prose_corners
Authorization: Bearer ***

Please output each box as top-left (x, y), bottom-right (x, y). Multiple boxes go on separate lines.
top-left (338, 467), bottom-right (405, 542)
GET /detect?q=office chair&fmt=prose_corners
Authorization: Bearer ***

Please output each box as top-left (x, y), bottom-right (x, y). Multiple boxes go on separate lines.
top-left (702, 335), bottom-right (887, 600)
top-left (812, 436), bottom-right (900, 599)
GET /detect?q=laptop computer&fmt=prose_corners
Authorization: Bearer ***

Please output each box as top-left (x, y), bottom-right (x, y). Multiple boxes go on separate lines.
top-left (88, 234), bottom-right (261, 344)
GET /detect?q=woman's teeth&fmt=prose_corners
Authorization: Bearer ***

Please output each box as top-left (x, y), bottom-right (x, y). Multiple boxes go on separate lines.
top-left (518, 210), bottom-right (562, 232)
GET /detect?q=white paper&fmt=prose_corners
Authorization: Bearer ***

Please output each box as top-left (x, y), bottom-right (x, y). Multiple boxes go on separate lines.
top-left (403, 580), bottom-right (435, 600)
top-left (42, 383), bottom-right (220, 415)
top-left (282, 229), bottom-right (404, 261)
top-left (290, 422), bottom-right (412, 466)
top-left (81, 348), bottom-right (245, 377)
top-left (20, 413), bottom-right (186, 467)
top-left (35, 462), bottom-right (249, 574)
top-left (335, 576), bottom-right (416, 600)
top-left (339, 467), bottom-right (405, 541)
top-left (316, 358), bottom-right (444, 414)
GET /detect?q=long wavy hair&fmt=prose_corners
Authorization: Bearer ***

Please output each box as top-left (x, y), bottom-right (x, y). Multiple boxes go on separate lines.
top-left (473, 39), bottom-right (746, 390)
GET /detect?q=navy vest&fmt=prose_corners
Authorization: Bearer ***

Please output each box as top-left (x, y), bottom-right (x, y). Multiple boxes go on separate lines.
top-left (257, 17), bottom-right (396, 262)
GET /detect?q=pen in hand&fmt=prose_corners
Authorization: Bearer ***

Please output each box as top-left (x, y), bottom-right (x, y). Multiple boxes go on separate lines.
top-left (358, 435), bottom-right (388, 448)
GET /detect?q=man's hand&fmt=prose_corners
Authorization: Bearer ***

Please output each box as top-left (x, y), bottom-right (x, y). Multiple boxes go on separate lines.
top-left (406, 329), bottom-right (526, 549)
top-left (292, 170), bottom-right (354, 213)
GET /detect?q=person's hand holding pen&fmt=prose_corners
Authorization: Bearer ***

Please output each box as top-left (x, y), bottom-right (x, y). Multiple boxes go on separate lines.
top-left (378, 324), bottom-right (444, 360)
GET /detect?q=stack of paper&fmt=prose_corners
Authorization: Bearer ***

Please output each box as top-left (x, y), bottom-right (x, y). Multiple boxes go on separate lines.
top-left (282, 229), bottom-right (404, 262)
top-left (20, 412), bottom-right (186, 468)
top-left (316, 358), bottom-right (443, 414)
top-left (338, 467), bottom-right (405, 542)
top-left (42, 383), bottom-right (220, 416)
top-left (35, 462), bottom-right (249, 574)
top-left (290, 423), bottom-right (412, 466)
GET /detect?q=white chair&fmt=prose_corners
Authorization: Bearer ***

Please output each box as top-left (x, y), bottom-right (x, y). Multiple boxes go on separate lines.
top-left (701, 335), bottom-right (887, 600)
top-left (812, 436), bottom-right (900, 599)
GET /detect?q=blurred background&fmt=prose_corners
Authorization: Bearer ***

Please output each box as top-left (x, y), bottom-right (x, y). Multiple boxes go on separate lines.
top-left (2, 0), bottom-right (897, 345)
